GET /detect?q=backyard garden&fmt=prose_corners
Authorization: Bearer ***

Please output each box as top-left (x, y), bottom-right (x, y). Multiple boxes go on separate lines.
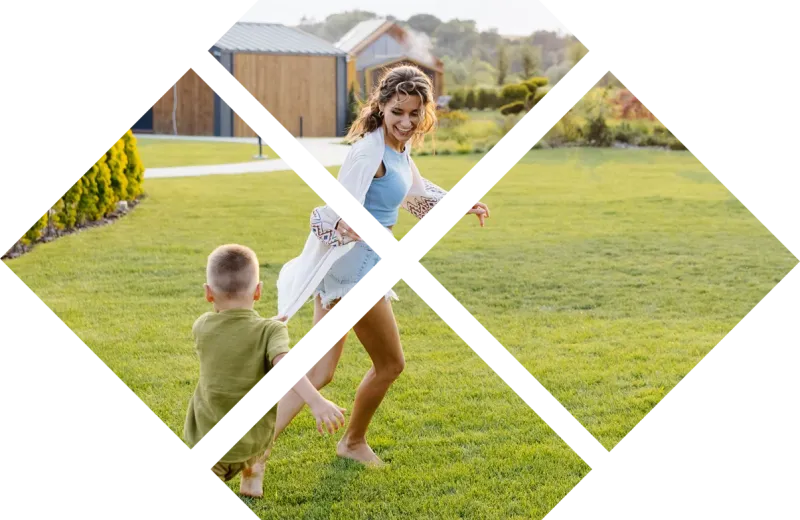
top-left (5, 10), bottom-right (793, 517)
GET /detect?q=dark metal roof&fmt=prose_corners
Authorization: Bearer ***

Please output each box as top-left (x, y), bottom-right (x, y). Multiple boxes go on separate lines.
top-left (213, 22), bottom-right (347, 56)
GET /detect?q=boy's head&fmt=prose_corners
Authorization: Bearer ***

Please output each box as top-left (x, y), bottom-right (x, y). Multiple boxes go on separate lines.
top-left (204, 244), bottom-right (262, 308)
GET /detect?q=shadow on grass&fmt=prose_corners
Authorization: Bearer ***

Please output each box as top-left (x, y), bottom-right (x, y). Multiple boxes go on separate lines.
top-left (237, 457), bottom-right (366, 518)
top-left (299, 457), bottom-right (366, 519)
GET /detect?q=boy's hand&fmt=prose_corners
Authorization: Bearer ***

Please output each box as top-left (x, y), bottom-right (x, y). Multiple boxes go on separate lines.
top-left (308, 397), bottom-right (346, 435)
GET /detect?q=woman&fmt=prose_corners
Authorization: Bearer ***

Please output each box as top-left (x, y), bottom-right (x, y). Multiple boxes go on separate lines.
top-left (274, 65), bottom-right (490, 465)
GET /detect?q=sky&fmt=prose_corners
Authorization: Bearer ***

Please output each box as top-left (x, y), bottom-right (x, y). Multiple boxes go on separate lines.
top-left (240, 0), bottom-right (570, 36)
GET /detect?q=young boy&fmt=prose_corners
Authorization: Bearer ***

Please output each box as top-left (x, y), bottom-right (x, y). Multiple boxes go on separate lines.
top-left (184, 244), bottom-right (346, 497)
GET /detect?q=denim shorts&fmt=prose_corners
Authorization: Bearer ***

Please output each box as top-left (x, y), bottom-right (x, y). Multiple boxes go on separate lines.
top-left (314, 240), bottom-right (396, 309)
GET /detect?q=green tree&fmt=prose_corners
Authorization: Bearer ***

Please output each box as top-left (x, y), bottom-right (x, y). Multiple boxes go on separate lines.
top-left (407, 13), bottom-right (442, 35)
top-left (298, 10), bottom-right (377, 42)
top-left (567, 40), bottom-right (589, 66)
top-left (521, 45), bottom-right (543, 79)
top-left (442, 56), bottom-right (469, 88)
top-left (497, 44), bottom-right (509, 86)
top-left (345, 85), bottom-right (359, 131)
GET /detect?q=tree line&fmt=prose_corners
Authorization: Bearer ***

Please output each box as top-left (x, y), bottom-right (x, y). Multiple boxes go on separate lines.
top-left (296, 10), bottom-right (602, 91)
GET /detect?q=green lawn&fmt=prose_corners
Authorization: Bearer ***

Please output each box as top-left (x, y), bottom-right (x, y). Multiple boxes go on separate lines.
top-left (136, 137), bottom-right (275, 168)
top-left (7, 158), bottom-right (591, 518)
top-left (423, 149), bottom-right (797, 450)
top-left (5, 149), bottom-right (795, 519)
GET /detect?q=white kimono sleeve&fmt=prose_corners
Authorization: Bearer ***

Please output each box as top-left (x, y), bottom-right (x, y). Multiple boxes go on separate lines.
top-left (309, 146), bottom-right (382, 246)
top-left (401, 155), bottom-right (448, 219)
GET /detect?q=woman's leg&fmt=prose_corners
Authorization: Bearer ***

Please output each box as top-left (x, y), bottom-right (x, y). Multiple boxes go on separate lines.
top-left (273, 294), bottom-right (348, 438)
top-left (337, 297), bottom-right (404, 465)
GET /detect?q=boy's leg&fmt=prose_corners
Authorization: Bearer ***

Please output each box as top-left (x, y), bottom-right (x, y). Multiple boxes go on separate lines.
top-left (238, 450), bottom-right (271, 498)
top-left (212, 461), bottom-right (243, 482)
top-left (273, 295), bottom-right (348, 438)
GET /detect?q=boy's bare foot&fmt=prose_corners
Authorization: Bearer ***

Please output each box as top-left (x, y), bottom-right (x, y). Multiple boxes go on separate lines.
top-left (239, 463), bottom-right (265, 498)
top-left (337, 436), bottom-right (383, 467)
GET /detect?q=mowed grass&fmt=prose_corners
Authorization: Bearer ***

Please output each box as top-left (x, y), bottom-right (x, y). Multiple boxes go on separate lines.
top-left (422, 149), bottom-right (796, 450)
top-left (136, 137), bottom-right (275, 168)
top-left (6, 158), bottom-right (591, 519)
top-left (238, 282), bottom-right (591, 520)
top-left (5, 149), bottom-right (795, 519)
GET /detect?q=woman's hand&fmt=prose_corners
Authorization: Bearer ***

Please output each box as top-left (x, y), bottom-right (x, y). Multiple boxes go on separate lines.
top-left (467, 202), bottom-right (490, 227)
top-left (336, 219), bottom-right (361, 241)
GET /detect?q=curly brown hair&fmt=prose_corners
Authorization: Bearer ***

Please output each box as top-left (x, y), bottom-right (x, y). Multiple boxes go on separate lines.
top-left (345, 64), bottom-right (437, 148)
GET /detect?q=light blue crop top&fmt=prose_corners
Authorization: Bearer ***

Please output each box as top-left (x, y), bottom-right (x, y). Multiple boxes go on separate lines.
top-left (363, 144), bottom-right (413, 226)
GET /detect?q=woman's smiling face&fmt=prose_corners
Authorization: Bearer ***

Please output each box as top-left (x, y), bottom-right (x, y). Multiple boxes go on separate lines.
top-left (381, 93), bottom-right (423, 147)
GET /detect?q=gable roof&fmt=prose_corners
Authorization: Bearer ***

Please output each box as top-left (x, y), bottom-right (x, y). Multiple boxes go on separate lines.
top-left (334, 18), bottom-right (394, 54)
top-left (335, 18), bottom-right (443, 72)
top-left (214, 22), bottom-right (346, 56)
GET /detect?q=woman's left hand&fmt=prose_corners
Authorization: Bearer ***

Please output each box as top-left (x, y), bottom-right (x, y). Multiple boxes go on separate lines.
top-left (467, 202), bottom-right (490, 227)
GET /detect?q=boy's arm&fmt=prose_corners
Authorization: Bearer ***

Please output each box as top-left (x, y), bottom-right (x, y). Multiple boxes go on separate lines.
top-left (268, 330), bottom-right (346, 433)
top-left (272, 353), bottom-right (326, 409)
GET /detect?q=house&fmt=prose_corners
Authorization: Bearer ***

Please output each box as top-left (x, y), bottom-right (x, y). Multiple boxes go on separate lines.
top-left (335, 18), bottom-right (445, 100)
top-left (132, 23), bottom-right (349, 138)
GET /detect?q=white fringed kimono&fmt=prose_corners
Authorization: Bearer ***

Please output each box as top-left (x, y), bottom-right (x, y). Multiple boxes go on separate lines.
top-left (276, 127), bottom-right (447, 320)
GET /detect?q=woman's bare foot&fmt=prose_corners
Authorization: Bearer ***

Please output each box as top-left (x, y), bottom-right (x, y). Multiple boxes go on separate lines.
top-left (337, 436), bottom-right (383, 466)
top-left (239, 463), bottom-right (265, 498)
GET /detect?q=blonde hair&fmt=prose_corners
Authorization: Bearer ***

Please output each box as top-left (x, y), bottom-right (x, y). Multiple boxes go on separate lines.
top-left (346, 64), bottom-right (437, 148)
top-left (206, 244), bottom-right (259, 298)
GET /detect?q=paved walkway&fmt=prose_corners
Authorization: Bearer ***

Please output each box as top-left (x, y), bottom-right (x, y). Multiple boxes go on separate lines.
top-left (141, 136), bottom-right (351, 179)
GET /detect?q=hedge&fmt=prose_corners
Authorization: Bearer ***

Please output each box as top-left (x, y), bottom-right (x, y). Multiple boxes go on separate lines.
top-left (17, 130), bottom-right (144, 246)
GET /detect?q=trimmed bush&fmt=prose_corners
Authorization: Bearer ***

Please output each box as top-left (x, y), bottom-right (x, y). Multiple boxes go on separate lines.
top-left (14, 130), bottom-right (145, 253)
top-left (500, 101), bottom-right (526, 115)
top-left (465, 90), bottom-right (476, 110)
top-left (534, 89), bottom-right (547, 104)
top-left (476, 88), bottom-right (492, 110)
top-left (526, 77), bottom-right (549, 89)
top-left (524, 89), bottom-right (547, 111)
top-left (123, 130), bottom-right (145, 199)
top-left (486, 90), bottom-right (501, 110)
top-left (20, 214), bottom-right (48, 246)
top-left (437, 109), bottom-right (470, 129)
top-left (500, 84), bottom-right (529, 105)
top-left (449, 90), bottom-right (466, 110)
